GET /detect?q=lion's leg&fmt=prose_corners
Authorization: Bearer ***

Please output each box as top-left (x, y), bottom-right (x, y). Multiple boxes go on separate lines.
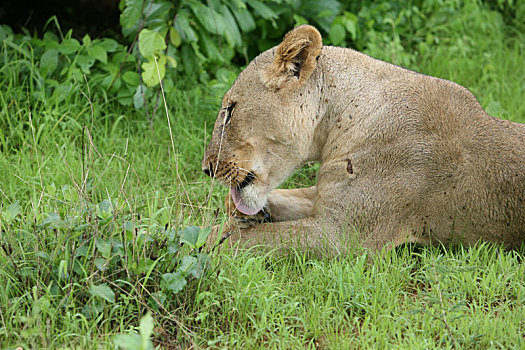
top-left (266, 186), bottom-right (316, 221)
top-left (208, 216), bottom-right (431, 257)
top-left (212, 216), bottom-right (346, 257)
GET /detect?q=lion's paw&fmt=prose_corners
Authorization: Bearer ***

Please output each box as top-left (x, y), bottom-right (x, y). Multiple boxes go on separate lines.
top-left (225, 189), bottom-right (272, 228)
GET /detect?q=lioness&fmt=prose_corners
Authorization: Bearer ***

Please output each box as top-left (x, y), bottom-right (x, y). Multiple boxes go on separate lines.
top-left (202, 25), bottom-right (525, 255)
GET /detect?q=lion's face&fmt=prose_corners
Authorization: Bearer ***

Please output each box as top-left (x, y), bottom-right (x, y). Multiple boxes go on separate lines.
top-left (202, 25), bottom-right (323, 215)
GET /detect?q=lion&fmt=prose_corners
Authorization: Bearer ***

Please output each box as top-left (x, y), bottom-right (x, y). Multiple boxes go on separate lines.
top-left (202, 25), bottom-right (525, 255)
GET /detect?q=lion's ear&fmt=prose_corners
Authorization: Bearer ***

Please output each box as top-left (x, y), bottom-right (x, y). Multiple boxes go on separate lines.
top-left (263, 25), bottom-right (322, 90)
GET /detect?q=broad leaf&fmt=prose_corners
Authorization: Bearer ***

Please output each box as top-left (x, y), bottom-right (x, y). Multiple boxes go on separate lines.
top-left (174, 10), bottom-right (198, 42)
top-left (169, 27), bottom-right (181, 47)
top-left (113, 334), bottom-right (142, 349)
top-left (133, 85), bottom-right (146, 109)
top-left (179, 255), bottom-right (197, 275)
top-left (95, 238), bottom-right (112, 258)
top-left (139, 313), bottom-right (154, 345)
top-left (343, 12), bottom-right (358, 40)
top-left (165, 55), bottom-right (177, 68)
top-left (187, 0), bottom-right (226, 35)
top-left (141, 55), bottom-right (166, 87)
top-left (90, 283), bottom-right (115, 303)
top-left (123, 71), bottom-right (140, 86)
top-left (229, 4), bottom-right (255, 32)
top-left (59, 38), bottom-right (81, 55)
top-left (247, 0), bottom-right (278, 21)
top-left (3, 201), bottom-right (21, 224)
top-left (180, 226), bottom-right (212, 249)
top-left (329, 23), bottom-right (346, 45)
top-left (77, 54), bottom-right (95, 74)
top-left (40, 49), bottom-right (58, 75)
top-left (199, 30), bottom-right (223, 62)
top-left (120, 0), bottom-right (145, 29)
top-left (138, 29), bottom-right (166, 59)
top-left (97, 199), bottom-right (113, 219)
top-left (98, 38), bottom-right (120, 52)
top-left (219, 4), bottom-right (242, 48)
top-left (162, 271), bottom-right (187, 293)
top-left (87, 45), bottom-right (107, 64)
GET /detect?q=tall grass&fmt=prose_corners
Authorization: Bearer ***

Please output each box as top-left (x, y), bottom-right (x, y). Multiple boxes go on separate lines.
top-left (1, 1), bottom-right (524, 348)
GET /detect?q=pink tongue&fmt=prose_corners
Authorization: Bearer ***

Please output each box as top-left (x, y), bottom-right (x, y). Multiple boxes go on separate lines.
top-left (231, 187), bottom-right (263, 215)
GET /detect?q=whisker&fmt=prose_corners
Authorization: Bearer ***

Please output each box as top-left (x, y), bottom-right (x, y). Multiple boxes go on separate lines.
top-left (267, 150), bottom-right (284, 161)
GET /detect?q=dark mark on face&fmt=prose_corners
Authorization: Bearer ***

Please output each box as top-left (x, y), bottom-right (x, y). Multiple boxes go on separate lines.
top-left (346, 159), bottom-right (353, 174)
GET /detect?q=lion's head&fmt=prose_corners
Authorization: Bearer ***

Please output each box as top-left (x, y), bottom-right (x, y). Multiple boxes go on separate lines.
top-left (202, 25), bottom-right (324, 215)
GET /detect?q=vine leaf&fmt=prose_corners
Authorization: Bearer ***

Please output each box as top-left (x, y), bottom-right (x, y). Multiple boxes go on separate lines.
top-left (138, 29), bottom-right (166, 59)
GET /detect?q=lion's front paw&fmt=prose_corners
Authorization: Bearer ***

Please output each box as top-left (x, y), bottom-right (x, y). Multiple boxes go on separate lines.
top-left (225, 189), bottom-right (272, 228)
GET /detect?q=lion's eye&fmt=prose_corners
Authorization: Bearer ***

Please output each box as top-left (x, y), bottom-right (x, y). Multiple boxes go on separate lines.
top-left (222, 103), bottom-right (236, 125)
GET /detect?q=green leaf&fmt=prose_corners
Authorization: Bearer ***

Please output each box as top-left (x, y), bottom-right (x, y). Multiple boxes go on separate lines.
top-left (113, 334), bottom-right (142, 349)
top-left (179, 254), bottom-right (209, 279)
top-left (123, 71), bottom-right (140, 86)
top-left (87, 45), bottom-right (107, 64)
top-left (40, 212), bottom-right (63, 229)
top-left (169, 27), bottom-right (181, 47)
top-left (293, 14), bottom-right (309, 26)
top-left (174, 10), bottom-right (198, 42)
top-left (94, 258), bottom-right (108, 272)
top-left (47, 183), bottom-right (57, 197)
top-left (343, 12), bottom-right (358, 40)
top-left (97, 199), bottom-right (113, 219)
top-left (179, 255), bottom-right (197, 275)
top-left (120, 0), bottom-right (145, 29)
top-left (148, 291), bottom-right (166, 310)
top-left (219, 4), bottom-right (242, 48)
top-left (43, 32), bottom-right (59, 49)
top-left (58, 38), bottom-right (81, 55)
top-left (247, 0), bottom-right (278, 21)
top-left (133, 85), bottom-right (146, 109)
top-left (229, 5), bottom-right (255, 32)
top-left (90, 283), bottom-right (115, 303)
top-left (139, 29), bottom-right (166, 59)
top-left (485, 101), bottom-right (505, 117)
top-left (329, 23), bottom-right (346, 45)
top-left (40, 49), bottom-right (58, 75)
top-left (61, 184), bottom-right (79, 202)
top-left (180, 226), bottom-right (211, 249)
top-left (98, 38), bottom-right (120, 52)
top-left (95, 238), bottom-right (112, 258)
top-left (193, 253), bottom-right (210, 279)
top-left (179, 226), bottom-right (199, 248)
top-left (162, 271), bottom-right (187, 293)
top-left (51, 84), bottom-right (73, 104)
top-left (77, 54), bottom-right (95, 74)
top-left (120, 87), bottom-right (135, 107)
top-left (3, 201), bottom-right (21, 224)
top-left (139, 313), bottom-right (154, 347)
top-left (165, 55), bottom-right (177, 68)
top-left (141, 55), bottom-right (166, 87)
top-left (82, 34), bottom-right (91, 47)
top-left (0, 25), bottom-right (13, 42)
top-left (300, 0), bottom-right (340, 33)
top-left (187, 0), bottom-right (226, 35)
top-left (199, 30), bottom-right (223, 62)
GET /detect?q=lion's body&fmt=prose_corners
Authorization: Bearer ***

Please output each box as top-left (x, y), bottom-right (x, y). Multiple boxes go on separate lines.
top-left (203, 26), bottom-right (525, 254)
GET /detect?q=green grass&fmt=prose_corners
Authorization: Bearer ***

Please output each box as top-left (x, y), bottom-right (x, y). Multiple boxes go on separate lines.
top-left (1, 1), bottom-right (525, 349)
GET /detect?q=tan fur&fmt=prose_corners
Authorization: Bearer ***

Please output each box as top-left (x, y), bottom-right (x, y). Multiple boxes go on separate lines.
top-left (203, 25), bottom-right (525, 256)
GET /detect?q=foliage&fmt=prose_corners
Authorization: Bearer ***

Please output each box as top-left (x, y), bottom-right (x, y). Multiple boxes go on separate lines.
top-left (113, 313), bottom-right (155, 350)
top-left (117, 0), bottom-right (343, 96)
